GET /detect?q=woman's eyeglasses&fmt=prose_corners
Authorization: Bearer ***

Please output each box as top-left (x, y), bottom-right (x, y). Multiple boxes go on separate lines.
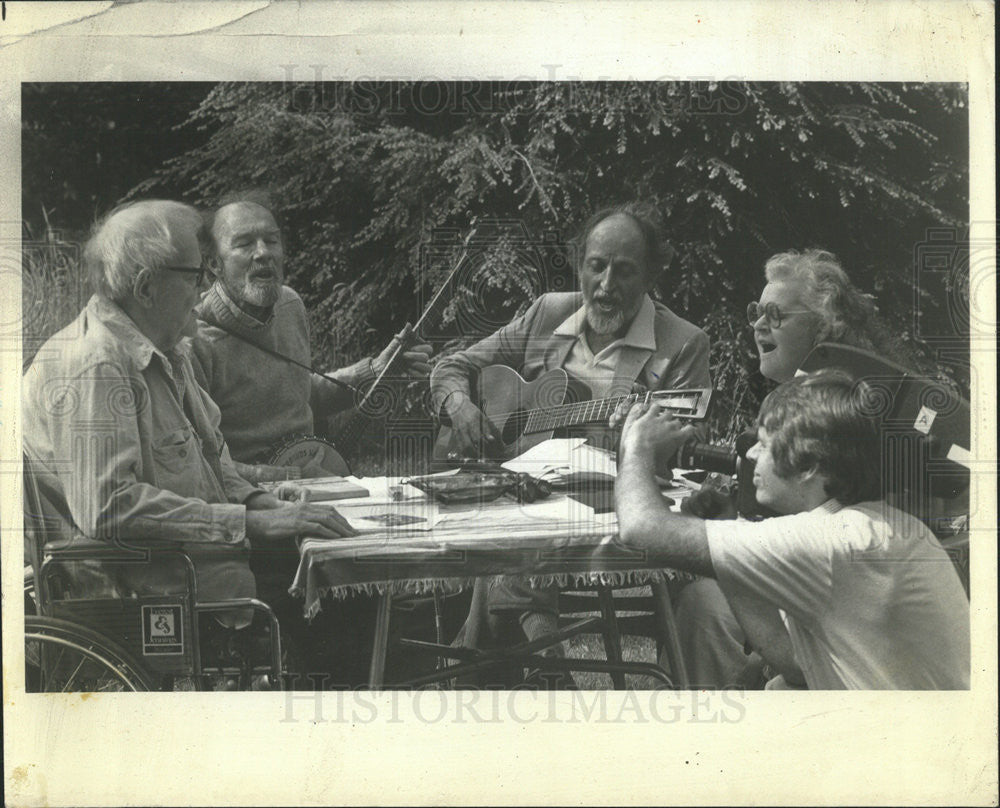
top-left (746, 301), bottom-right (812, 328)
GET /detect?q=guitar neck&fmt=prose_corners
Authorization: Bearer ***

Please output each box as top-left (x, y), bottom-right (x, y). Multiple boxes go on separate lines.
top-left (522, 389), bottom-right (707, 435)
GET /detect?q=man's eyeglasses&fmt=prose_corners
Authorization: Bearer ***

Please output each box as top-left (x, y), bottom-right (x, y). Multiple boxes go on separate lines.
top-left (746, 301), bottom-right (812, 329)
top-left (163, 265), bottom-right (207, 288)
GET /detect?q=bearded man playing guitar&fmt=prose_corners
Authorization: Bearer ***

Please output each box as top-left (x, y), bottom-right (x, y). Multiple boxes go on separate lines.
top-left (430, 204), bottom-right (711, 679)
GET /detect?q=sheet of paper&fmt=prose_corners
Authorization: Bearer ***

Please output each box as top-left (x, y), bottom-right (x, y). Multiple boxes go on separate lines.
top-left (568, 443), bottom-right (618, 478)
top-left (500, 438), bottom-right (587, 476)
top-left (328, 497), bottom-right (439, 533)
top-left (502, 439), bottom-right (621, 478)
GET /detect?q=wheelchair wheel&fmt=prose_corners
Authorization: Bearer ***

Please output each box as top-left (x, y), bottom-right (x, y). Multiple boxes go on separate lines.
top-left (24, 615), bottom-right (158, 692)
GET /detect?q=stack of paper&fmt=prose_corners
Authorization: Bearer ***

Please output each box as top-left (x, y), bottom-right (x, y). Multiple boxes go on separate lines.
top-left (261, 475), bottom-right (369, 502)
top-left (501, 438), bottom-right (617, 482)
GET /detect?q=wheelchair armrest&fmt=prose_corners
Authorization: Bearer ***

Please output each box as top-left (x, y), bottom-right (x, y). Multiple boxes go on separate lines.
top-left (39, 539), bottom-right (198, 607)
top-left (44, 536), bottom-right (185, 562)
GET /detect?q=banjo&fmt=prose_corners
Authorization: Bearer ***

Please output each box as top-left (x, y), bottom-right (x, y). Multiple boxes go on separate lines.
top-left (264, 433), bottom-right (352, 477)
top-left (199, 321), bottom-right (359, 477)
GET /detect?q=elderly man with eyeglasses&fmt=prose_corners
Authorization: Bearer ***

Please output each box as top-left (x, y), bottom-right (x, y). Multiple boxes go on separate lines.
top-left (22, 200), bottom-right (355, 632)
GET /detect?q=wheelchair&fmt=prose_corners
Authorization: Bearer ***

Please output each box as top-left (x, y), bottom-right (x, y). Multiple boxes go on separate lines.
top-left (22, 454), bottom-right (285, 692)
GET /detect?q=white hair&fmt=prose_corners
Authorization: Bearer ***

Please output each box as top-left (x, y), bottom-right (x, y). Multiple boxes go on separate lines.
top-left (85, 200), bottom-right (204, 302)
top-left (764, 249), bottom-right (877, 346)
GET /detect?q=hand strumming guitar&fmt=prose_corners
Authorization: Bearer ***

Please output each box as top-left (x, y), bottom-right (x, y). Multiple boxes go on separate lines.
top-left (442, 390), bottom-right (503, 459)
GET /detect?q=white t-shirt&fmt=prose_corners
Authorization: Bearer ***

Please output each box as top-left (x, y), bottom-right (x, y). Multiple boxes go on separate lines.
top-left (706, 500), bottom-right (970, 689)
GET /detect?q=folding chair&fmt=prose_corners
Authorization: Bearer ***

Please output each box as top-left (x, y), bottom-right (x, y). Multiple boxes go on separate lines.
top-left (394, 575), bottom-right (688, 689)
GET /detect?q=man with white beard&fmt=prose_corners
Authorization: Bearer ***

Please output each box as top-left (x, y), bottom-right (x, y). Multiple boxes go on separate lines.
top-left (429, 204), bottom-right (711, 683)
top-left (190, 194), bottom-right (432, 684)
top-left (191, 195), bottom-right (432, 484)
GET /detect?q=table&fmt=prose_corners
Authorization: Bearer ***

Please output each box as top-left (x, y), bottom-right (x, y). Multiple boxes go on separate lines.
top-left (289, 476), bottom-right (689, 687)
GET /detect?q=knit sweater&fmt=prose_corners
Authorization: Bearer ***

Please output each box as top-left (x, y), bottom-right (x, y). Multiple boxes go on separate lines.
top-left (190, 283), bottom-right (358, 463)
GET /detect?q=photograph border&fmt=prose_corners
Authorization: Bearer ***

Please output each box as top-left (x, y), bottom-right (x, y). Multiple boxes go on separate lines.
top-left (2, 2), bottom-right (996, 806)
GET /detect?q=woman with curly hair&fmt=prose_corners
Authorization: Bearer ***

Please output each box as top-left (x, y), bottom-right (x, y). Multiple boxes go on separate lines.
top-left (749, 248), bottom-right (892, 382)
top-left (677, 248), bottom-right (911, 688)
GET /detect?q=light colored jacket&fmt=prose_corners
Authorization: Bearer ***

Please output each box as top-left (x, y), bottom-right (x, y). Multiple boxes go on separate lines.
top-left (23, 295), bottom-right (260, 608)
top-left (431, 291), bottom-right (712, 412)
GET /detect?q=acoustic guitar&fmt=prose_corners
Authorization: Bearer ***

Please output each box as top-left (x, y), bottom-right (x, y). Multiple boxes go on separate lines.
top-left (432, 364), bottom-right (713, 462)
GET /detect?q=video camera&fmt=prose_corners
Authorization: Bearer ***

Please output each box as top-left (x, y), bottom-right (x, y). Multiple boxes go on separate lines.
top-left (672, 343), bottom-right (971, 520)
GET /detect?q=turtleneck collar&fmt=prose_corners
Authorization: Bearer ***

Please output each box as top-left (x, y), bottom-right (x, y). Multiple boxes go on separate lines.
top-left (196, 281), bottom-right (274, 335)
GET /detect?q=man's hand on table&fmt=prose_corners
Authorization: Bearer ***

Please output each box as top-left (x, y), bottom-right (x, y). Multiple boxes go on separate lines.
top-left (245, 495), bottom-right (356, 542)
top-left (272, 481), bottom-right (310, 502)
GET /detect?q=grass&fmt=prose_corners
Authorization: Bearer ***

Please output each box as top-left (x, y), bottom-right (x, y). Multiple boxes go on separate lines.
top-left (21, 233), bottom-right (90, 370)
top-left (566, 634), bottom-right (668, 690)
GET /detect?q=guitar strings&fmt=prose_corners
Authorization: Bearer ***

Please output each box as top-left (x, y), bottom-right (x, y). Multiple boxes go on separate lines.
top-left (485, 391), bottom-right (701, 430)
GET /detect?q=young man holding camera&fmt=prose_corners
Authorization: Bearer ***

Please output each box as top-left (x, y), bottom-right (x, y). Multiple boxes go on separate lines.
top-left (614, 369), bottom-right (969, 689)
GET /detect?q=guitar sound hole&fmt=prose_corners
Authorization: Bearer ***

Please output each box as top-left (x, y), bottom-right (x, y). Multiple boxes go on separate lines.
top-left (502, 409), bottom-right (529, 445)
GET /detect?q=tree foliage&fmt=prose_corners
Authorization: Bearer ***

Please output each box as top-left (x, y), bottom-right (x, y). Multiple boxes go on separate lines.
top-left (33, 80), bottom-right (970, 441)
top-left (21, 83), bottom-right (214, 237)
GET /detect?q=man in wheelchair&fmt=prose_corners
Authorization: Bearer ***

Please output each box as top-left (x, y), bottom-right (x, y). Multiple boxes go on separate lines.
top-left (22, 200), bottom-right (355, 690)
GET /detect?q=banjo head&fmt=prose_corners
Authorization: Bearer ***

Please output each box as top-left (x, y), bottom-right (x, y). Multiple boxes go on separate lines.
top-left (267, 435), bottom-right (352, 477)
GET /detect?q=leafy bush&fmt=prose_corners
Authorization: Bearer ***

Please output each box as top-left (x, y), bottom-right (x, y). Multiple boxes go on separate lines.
top-left (24, 81), bottom-right (969, 452)
top-left (138, 81), bottom-right (967, 442)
